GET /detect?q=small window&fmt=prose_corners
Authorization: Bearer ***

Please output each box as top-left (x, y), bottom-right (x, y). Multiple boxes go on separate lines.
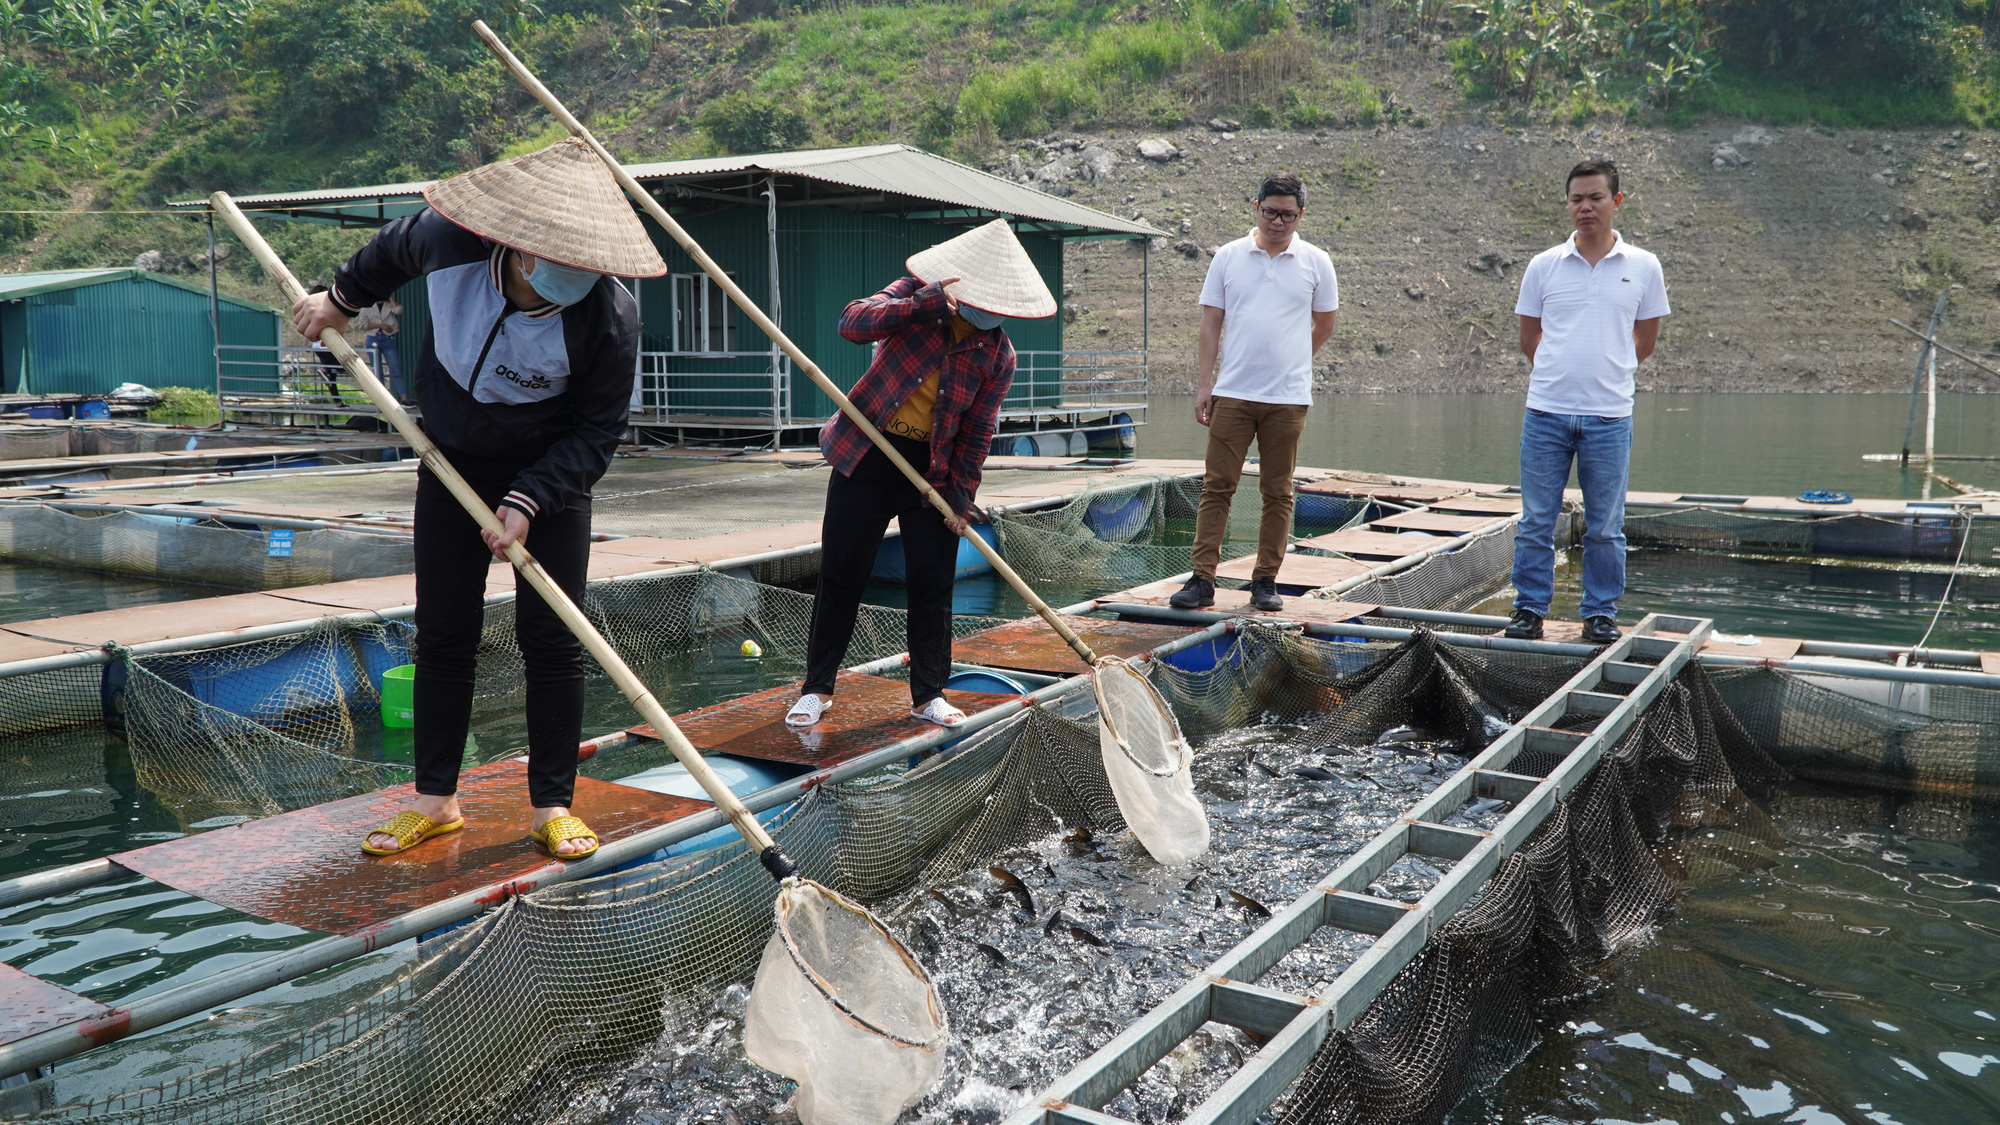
top-left (671, 272), bottom-right (738, 355)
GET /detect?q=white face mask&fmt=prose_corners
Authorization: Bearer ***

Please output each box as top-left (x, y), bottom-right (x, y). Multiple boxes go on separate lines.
top-left (521, 255), bottom-right (602, 306)
top-left (959, 305), bottom-right (1003, 330)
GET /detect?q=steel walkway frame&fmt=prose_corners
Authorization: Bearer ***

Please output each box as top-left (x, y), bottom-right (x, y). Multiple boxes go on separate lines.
top-left (1000, 611), bottom-right (1714, 1125)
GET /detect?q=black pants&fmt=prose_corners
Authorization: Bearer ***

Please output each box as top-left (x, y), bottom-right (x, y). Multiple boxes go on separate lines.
top-left (804, 435), bottom-right (957, 706)
top-left (412, 459), bottom-right (590, 808)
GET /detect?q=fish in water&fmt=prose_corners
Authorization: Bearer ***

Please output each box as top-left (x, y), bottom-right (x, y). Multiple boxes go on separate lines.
top-left (1290, 765), bottom-right (1341, 781)
top-left (975, 942), bottom-right (1009, 967)
top-left (1185, 874), bottom-right (1203, 891)
top-left (1064, 826), bottom-right (1094, 845)
top-left (1044, 909), bottom-right (1066, 937)
top-left (1247, 754), bottom-right (1280, 778)
top-left (1228, 890), bottom-right (1272, 918)
top-left (927, 888), bottom-right (979, 919)
top-left (1375, 725), bottom-right (1436, 746)
top-left (1069, 923), bottom-right (1111, 948)
top-left (1463, 797), bottom-right (1509, 818)
top-left (990, 866), bottom-right (1037, 916)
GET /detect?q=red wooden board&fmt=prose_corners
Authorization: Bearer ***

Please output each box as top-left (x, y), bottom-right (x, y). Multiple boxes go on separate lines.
top-left (952, 615), bottom-right (1192, 676)
top-left (113, 761), bottom-right (707, 935)
top-left (0, 962), bottom-right (110, 1048)
top-left (635, 672), bottom-right (1021, 768)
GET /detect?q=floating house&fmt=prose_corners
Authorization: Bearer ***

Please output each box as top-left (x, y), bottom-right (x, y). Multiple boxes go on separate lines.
top-left (0, 269), bottom-right (279, 397)
top-left (178, 145), bottom-right (1165, 448)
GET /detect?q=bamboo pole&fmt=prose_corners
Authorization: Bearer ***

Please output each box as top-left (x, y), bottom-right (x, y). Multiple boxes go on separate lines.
top-left (207, 191), bottom-right (790, 874)
top-left (468, 20), bottom-right (1102, 670)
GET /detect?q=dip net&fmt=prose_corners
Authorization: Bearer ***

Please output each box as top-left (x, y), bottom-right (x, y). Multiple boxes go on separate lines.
top-left (8, 622), bottom-right (1997, 1125)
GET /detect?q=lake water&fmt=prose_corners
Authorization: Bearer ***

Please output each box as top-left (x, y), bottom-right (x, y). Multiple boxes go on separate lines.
top-left (1139, 392), bottom-right (2000, 498)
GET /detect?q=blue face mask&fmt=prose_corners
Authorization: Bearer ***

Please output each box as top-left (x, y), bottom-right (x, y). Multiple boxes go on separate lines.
top-left (523, 256), bottom-right (602, 307)
top-left (959, 305), bottom-right (1004, 330)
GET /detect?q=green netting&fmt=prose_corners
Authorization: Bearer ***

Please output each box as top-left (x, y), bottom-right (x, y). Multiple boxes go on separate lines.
top-left (1305, 523), bottom-right (1522, 613)
top-left (0, 505), bottom-right (415, 590)
top-left (75, 569), bottom-right (1003, 820)
top-left (991, 474), bottom-right (1372, 588)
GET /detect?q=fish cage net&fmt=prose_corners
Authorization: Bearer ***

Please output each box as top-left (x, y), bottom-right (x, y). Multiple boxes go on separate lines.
top-left (7, 625), bottom-right (1605, 1125)
top-left (991, 475), bottom-right (1373, 588)
top-left (12, 617), bottom-right (2000, 1125)
top-left (4, 568), bottom-right (1003, 821)
top-left (1306, 523), bottom-right (1524, 614)
top-left (0, 504), bottom-right (416, 590)
top-left (1624, 506), bottom-right (2000, 564)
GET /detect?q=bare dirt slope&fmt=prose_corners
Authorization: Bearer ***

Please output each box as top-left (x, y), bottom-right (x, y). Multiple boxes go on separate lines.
top-left (1052, 120), bottom-right (2000, 394)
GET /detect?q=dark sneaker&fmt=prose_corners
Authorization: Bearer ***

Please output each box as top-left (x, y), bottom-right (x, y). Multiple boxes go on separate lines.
top-left (1169, 575), bottom-right (1215, 609)
top-left (1504, 608), bottom-right (1544, 640)
top-left (1247, 575), bottom-right (1284, 611)
top-left (1581, 615), bottom-right (1621, 645)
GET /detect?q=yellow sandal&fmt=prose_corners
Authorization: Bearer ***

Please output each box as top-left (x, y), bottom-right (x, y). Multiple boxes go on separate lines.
top-left (360, 810), bottom-right (465, 856)
top-left (530, 815), bottom-right (600, 860)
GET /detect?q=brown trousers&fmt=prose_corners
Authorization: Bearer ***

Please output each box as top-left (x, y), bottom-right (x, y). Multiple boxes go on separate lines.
top-left (1192, 396), bottom-right (1308, 581)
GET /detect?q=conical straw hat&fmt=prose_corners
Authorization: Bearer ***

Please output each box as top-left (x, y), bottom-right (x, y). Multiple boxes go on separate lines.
top-left (424, 139), bottom-right (667, 278)
top-left (906, 218), bottom-right (1056, 319)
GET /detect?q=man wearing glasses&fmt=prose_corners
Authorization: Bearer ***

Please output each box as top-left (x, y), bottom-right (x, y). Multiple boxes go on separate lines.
top-left (1172, 171), bottom-right (1339, 612)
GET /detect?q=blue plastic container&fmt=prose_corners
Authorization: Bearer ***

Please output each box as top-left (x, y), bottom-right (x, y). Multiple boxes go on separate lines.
top-left (1085, 490), bottom-right (1149, 541)
top-left (610, 754), bottom-right (809, 864)
top-left (944, 669), bottom-right (1028, 696)
top-left (75, 400), bottom-right (110, 420)
top-left (871, 522), bottom-right (1000, 581)
top-left (22, 405), bottom-right (60, 419)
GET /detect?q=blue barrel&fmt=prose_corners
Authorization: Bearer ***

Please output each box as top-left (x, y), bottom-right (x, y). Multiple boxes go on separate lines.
top-left (871, 522), bottom-right (1000, 581)
top-left (610, 754), bottom-right (809, 864)
top-left (1087, 412), bottom-right (1137, 451)
top-left (945, 669), bottom-right (1028, 696)
top-left (75, 400), bottom-right (110, 420)
top-left (1085, 490), bottom-right (1150, 541)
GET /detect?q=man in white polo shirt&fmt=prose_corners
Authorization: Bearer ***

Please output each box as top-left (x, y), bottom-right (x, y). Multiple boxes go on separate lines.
top-left (1171, 171), bottom-right (1339, 612)
top-left (1506, 159), bottom-right (1670, 645)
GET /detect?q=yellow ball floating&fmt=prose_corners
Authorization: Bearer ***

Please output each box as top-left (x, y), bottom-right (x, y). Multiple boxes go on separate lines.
top-left (741, 639), bottom-right (764, 659)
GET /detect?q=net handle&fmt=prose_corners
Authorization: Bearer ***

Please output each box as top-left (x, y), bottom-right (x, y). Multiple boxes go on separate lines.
top-left (208, 192), bottom-right (790, 876)
top-left (773, 880), bottom-right (947, 1049)
top-left (468, 19), bottom-right (1102, 672)
top-left (1092, 657), bottom-right (1188, 778)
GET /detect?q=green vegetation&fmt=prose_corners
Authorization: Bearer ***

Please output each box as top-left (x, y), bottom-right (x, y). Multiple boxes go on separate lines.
top-left (1446, 0), bottom-right (2000, 126)
top-left (0, 0), bottom-right (1995, 302)
top-left (148, 386), bottom-right (220, 421)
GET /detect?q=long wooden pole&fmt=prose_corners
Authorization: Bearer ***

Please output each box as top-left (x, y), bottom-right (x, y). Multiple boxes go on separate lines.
top-left (208, 192), bottom-right (792, 875)
top-left (469, 20), bottom-right (1101, 669)
top-left (1901, 292), bottom-right (1948, 465)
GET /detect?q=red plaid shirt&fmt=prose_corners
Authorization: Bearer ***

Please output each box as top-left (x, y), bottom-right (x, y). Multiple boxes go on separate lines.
top-left (820, 277), bottom-right (1015, 514)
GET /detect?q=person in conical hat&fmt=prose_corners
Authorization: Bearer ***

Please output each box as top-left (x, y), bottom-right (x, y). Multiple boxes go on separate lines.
top-left (292, 138), bottom-right (667, 860)
top-left (787, 219), bottom-right (1055, 730)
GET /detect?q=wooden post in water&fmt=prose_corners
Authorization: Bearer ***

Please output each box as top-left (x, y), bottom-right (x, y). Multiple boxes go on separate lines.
top-left (1903, 290), bottom-right (1948, 465)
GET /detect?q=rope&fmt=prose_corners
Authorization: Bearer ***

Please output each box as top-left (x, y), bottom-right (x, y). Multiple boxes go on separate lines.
top-left (1915, 512), bottom-right (1972, 653)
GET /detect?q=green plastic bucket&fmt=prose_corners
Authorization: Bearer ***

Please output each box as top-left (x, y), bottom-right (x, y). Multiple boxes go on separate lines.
top-left (381, 664), bottom-right (416, 728)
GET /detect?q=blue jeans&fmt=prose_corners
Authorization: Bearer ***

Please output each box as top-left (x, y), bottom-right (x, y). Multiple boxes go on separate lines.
top-left (1512, 409), bottom-right (1631, 621)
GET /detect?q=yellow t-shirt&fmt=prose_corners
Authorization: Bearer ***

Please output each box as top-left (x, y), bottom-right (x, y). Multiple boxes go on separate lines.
top-left (886, 315), bottom-right (978, 442)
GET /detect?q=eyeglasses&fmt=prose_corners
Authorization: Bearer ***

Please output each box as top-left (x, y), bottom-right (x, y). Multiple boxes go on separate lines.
top-left (1258, 207), bottom-right (1302, 223)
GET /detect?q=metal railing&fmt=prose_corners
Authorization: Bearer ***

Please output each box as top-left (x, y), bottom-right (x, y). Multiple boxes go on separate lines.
top-left (218, 345), bottom-right (396, 418)
top-left (631, 350), bottom-right (789, 428)
top-left (1012, 349), bottom-right (1148, 414)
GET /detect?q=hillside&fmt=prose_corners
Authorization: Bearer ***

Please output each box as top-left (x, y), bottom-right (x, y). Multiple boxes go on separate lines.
top-left (2, 0), bottom-right (1997, 391)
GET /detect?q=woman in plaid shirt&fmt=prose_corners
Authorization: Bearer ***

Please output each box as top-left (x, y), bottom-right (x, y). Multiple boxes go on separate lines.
top-left (788, 221), bottom-right (1056, 729)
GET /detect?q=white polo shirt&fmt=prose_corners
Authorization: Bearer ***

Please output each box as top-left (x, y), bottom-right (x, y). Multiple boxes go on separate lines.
top-left (1515, 231), bottom-right (1669, 418)
top-left (1198, 231), bottom-right (1339, 406)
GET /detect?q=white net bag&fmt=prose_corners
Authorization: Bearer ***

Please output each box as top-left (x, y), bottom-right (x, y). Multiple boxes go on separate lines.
top-left (744, 879), bottom-right (949, 1125)
top-left (1094, 656), bottom-right (1210, 865)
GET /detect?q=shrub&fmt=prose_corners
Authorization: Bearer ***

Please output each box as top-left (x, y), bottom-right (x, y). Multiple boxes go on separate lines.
top-left (695, 89), bottom-right (813, 153)
top-left (150, 387), bottom-right (220, 419)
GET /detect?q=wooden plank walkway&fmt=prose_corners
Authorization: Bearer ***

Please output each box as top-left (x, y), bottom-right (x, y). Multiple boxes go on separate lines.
top-left (951, 616), bottom-right (1194, 677)
top-left (112, 761), bottom-right (708, 935)
top-left (1294, 529), bottom-right (1447, 560)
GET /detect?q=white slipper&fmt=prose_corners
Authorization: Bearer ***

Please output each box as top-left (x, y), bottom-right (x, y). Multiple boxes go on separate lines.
top-left (786, 695), bottom-right (833, 727)
top-left (910, 698), bottom-right (968, 728)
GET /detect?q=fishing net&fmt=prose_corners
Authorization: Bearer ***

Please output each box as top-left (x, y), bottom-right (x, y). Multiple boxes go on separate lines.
top-left (1274, 661), bottom-right (1790, 1125)
top-left (3, 569), bottom-right (1003, 820)
top-left (991, 475), bottom-right (1372, 588)
top-left (743, 880), bottom-right (947, 1125)
top-left (1094, 656), bottom-right (1206, 865)
top-left (1624, 506), bottom-right (2000, 564)
top-left (0, 504), bottom-right (415, 590)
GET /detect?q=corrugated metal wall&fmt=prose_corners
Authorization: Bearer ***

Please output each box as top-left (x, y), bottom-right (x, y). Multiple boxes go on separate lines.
top-left (5, 275), bottom-right (278, 395)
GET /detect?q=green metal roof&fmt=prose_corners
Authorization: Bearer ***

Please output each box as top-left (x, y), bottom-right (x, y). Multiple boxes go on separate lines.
top-left (0, 268), bottom-right (277, 312)
top-left (169, 144), bottom-right (1167, 240)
